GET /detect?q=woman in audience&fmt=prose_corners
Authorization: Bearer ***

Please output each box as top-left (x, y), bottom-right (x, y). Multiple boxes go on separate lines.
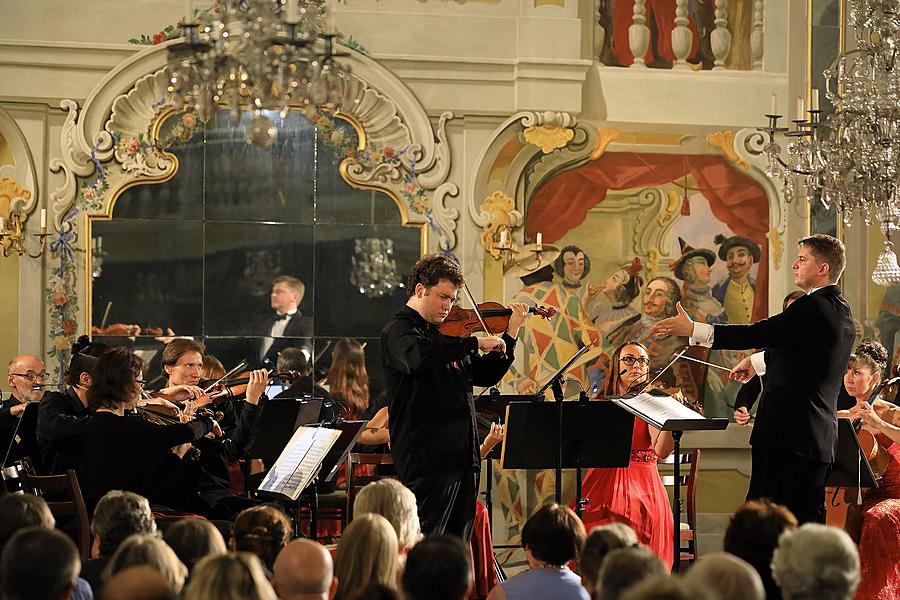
top-left (771, 524), bottom-right (860, 600)
top-left (682, 553), bottom-right (764, 600)
top-left (353, 478), bottom-right (421, 553)
top-left (618, 576), bottom-right (711, 600)
top-left (487, 502), bottom-right (588, 600)
top-left (595, 546), bottom-right (667, 600)
top-left (231, 505), bottom-right (292, 577)
top-left (334, 513), bottom-right (401, 600)
top-left (834, 340), bottom-right (900, 600)
top-left (578, 523), bottom-right (639, 599)
top-left (723, 499), bottom-right (797, 600)
top-left (182, 552), bottom-right (277, 600)
top-left (101, 534), bottom-right (188, 594)
top-left (80, 347), bottom-right (219, 510)
top-left (324, 338), bottom-right (369, 419)
top-left (577, 342), bottom-right (674, 568)
top-left (163, 518), bottom-right (227, 572)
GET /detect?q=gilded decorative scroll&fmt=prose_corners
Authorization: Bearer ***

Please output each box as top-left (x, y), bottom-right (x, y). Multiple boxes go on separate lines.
top-left (706, 130), bottom-right (750, 171)
top-left (479, 191), bottom-right (516, 259)
top-left (0, 177), bottom-right (32, 216)
top-left (590, 127), bottom-right (624, 160)
top-left (523, 125), bottom-right (575, 154)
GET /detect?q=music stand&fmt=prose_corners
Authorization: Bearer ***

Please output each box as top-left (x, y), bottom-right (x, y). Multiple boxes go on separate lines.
top-left (502, 401), bottom-right (633, 517)
top-left (247, 397), bottom-right (323, 466)
top-left (825, 418), bottom-right (879, 489)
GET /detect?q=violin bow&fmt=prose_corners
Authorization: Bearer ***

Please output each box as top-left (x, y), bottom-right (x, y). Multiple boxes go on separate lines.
top-left (203, 359), bottom-right (248, 394)
top-left (461, 283), bottom-right (495, 336)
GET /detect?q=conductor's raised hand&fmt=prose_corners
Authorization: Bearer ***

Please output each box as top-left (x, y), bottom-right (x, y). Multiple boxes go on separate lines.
top-left (729, 356), bottom-right (757, 383)
top-left (650, 302), bottom-right (694, 338)
top-left (478, 335), bottom-right (506, 354)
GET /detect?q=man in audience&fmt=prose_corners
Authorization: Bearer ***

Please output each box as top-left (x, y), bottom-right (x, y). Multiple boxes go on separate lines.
top-left (771, 523), bottom-right (860, 600)
top-left (1, 355), bottom-right (46, 470)
top-left (272, 538), bottom-right (337, 600)
top-left (723, 499), bottom-right (798, 600)
top-left (683, 553), bottom-right (765, 600)
top-left (596, 546), bottom-right (666, 600)
top-left (81, 490), bottom-right (157, 592)
top-left (403, 535), bottom-right (473, 600)
top-left (103, 565), bottom-right (178, 600)
top-left (1, 527), bottom-right (81, 600)
top-left (578, 523), bottom-right (639, 599)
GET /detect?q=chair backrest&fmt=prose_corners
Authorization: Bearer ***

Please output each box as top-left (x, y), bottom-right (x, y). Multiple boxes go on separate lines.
top-left (345, 452), bottom-right (395, 520)
top-left (20, 469), bottom-right (91, 562)
top-left (658, 449), bottom-right (701, 527)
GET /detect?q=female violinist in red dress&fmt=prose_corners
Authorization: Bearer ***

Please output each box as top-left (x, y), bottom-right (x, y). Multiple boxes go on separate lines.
top-left (835, 341), bottom-right (900, 600)
top-left (575, 341), bottom-right (674, 569)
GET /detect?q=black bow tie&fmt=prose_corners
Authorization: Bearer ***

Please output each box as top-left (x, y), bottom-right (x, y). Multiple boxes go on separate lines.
top-left (274, 313), bottom-right (291, 322)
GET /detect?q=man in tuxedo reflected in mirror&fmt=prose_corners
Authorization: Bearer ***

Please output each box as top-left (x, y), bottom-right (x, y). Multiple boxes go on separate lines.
top-left (257, 275), bottom-right (313, 368)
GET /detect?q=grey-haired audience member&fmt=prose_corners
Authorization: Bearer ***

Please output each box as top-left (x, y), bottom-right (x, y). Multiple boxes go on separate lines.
top-left (683, 552), bottom-right (764, 600)
top-left (596, 546), bottom-right (667, 600)
top-left (771, 523), bottom-right (860, 600)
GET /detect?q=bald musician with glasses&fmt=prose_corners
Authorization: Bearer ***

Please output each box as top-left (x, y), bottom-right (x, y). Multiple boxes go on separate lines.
top-left (1, 355), bottom-right (47, 470)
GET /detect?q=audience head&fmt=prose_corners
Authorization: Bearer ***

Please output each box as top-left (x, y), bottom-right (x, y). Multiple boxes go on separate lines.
top-left (334, 513), bottom-right (400, 600)
top-left (0, 493), bottom-right (55, 552)
top-left (69, 335), bottom-right (110, 390)
top-left (232, 505), bottom-right (292, 572)
top-left (772, 523), bottom-right (860, 600)
top-left (277, 347), bottom-right (311, 377)
top-left (619, 575), bottom-right (712, 600)
top-left (102, 534), bottom-right (188, 594)
top-left (7, 354), bottom-right (46, 403)
top-left (402, 535), bottom-right (472, 600)
top-left (1, 527), bottom-right (80, 600)
top-left (596, 546), bottom-right (667, 600)
top-left (521, 502), bottom-right (586, 568)
top-left (683, 553), bottom-right (764, 600)
top-left (271, 275), bottom-right (305, 314)
top-left (326, 338), bottom-right (369, 419)
top-left (723, 499), bottom-right (798, 599)
top-left (579, 523), bottom-right (639, 595)
top-left (272, 538), bottom-right (337, 600)
top-left (182, 552), bottom-right (278, 600)
top-left (91, 490), bottom-right (157, 558)
top-left (102, 565), bottom-right (178, 600)
top-left (163, 518), bottom-right (227, 572)
top-left (796, 234), bottom-right (846, 286)
top-left (347, 584), bottom-right (401, 600)
top-left (88, 348), bottom-right (146, 410)
top-left (353, 479), bottom-right (421, 551)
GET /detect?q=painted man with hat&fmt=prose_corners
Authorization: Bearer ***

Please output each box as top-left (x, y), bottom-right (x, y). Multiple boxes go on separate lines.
top-left (672, 237), bottom-right (726, 325)
top-left (712, 234), bottom-right (761, 324)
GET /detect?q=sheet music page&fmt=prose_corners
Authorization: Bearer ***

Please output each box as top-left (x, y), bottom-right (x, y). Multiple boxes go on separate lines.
top-left (614, 392), bottom-right (705, 425)
top-left (259, 426), bottom-right (341, 501)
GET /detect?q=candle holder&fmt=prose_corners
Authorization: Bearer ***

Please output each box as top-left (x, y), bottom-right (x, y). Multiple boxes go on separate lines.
top-left (0, 210), bottom-right (49, 258)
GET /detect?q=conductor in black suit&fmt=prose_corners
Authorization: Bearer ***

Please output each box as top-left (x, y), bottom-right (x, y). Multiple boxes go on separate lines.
top-left (258, 275), bottom-right (314, 368)
top-left (652, 234), bottom-right (855, 524)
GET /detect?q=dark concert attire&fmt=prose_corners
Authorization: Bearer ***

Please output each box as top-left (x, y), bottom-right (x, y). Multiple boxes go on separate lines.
top-left (258, 310), bottom-right (314, 367)
top-left (381, 305), bottom-right (516, 540)
top-left (0, 396), bottom-right (41, 471)
top-left (706, 284), bottom-right (854, 524)
top-left (36, 387), bottom-right (91, 475)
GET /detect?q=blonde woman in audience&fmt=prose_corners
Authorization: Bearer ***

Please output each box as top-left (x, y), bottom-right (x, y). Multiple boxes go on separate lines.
top-left (771, 523), bottom-right (860, 600)
top-left (163, 518), bottom-right (227, 572)
top-left (333, 513), bottom-right (401, 600)
top-left (231, 505), bottom-right (293, 576)
top-left (353, 478), bottom-right (422, 553)
top-left (682, 553), bottom-right (764, 600)
top-left (578, 523), bottom-right (639, 599)
top-left (182, 552), bottom-right (278, 600)
top-left (101, 534), bottom-right (188, 594)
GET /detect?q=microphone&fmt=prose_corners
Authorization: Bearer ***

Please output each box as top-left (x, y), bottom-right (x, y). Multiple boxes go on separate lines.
top-left (2, 403), bottom-right (26, 468)
top-left (619, 368), bottom-right (629, 377)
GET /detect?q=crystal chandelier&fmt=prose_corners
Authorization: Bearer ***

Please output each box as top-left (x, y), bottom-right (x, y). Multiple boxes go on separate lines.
top-left (759, 0), bottom-right (900, 285)
top-left (167, 0), bottom-right (349, 148)
top-left (350, 238), bottom-right (403, 298)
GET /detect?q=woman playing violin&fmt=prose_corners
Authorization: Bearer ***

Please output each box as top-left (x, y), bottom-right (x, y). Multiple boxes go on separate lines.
top-left (835, 341), bottom-right (900, 600)
top-left (575, 341), bottom-right (674, 569)
top-left (80, 347), bottom-right (220, 511)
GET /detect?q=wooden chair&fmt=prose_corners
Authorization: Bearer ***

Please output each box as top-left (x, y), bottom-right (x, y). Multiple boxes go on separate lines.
top-left (658, 449), bottom-right (701, 564)
top-left (20, 468), bottom-right (91, 562)
top-left (345, 452), bottom-right (395, 522)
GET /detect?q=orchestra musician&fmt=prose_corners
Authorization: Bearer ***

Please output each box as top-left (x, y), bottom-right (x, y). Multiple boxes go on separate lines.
top-left (1, 354), bottom-right (47, 470)
top-left (381, 254), bottom-right (528, 540)
top-left (576, 341), bottom-right (674, 568)
top-left (79, 347), bottom-right (220, 511)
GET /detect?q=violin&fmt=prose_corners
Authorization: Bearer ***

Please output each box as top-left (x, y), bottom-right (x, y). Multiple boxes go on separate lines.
top-left (438, 302), bottom-right (556, 337)
top-left (193, 370), bottom-right (301, 407)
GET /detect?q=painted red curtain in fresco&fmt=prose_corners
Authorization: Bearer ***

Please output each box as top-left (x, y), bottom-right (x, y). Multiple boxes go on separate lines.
top-left (525, 152), bottom-right (770, 320)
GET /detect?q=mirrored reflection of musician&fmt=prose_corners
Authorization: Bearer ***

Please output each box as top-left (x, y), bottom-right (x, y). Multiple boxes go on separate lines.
top-left (1, 354), bottom-right (47, 470)
top-left (80, 347), bottom-right (219, 511)
top-left (322, 338), bottom-right (369, 420)
top-left (258, 275), bottom-right (314, 368)
top-left (576, 341), bottom-right (674, 569)
top-left (273, 348), bottom-right (330, 401)
top-left (37, 336), bottom-right (110, 475)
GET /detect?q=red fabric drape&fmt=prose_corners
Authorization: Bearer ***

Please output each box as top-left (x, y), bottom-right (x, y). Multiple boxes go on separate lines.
top-left (526, 152), bottom-right (769, 320)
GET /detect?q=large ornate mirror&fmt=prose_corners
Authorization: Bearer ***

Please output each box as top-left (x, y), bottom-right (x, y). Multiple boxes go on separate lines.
top-left (88, 109), bottom-right (424, 396)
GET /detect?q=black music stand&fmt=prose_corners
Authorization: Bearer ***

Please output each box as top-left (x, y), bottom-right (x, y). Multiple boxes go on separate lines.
top-left (825, 418), bottom-right (879, 489)
top-left (612, 391), bottom-right (727, 572)
top-left (501, 401), bottom-right (633, 518)
top-left (247, 397), bottom-right (323, 466)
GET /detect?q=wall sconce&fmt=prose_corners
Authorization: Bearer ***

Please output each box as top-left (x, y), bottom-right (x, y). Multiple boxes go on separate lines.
top-left (0, 209), bottom-right (48, 258)
top-left (492, 226), bottom-right (560, 277)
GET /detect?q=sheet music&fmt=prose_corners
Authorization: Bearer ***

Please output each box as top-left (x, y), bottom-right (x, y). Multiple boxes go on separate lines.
top-left (259, 426), bottom-right (341, 501)
top-left (612, 392), bottom-right (724, 431)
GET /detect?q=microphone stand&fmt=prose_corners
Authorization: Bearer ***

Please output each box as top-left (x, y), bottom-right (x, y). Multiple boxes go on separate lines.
top-left (551, 375), bottom-right (564, 505)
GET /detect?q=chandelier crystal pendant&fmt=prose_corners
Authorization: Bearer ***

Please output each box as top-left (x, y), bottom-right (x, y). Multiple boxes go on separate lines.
top-left (759, 0), bottom-right (900, 285)
top-left (166, 0), bottom-right (350, 148)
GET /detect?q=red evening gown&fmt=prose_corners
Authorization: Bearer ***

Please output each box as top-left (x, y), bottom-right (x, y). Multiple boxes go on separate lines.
top-left (855, 435), bottom-right (900, 600)
top-left (575, 416), bottom-right (674, 569)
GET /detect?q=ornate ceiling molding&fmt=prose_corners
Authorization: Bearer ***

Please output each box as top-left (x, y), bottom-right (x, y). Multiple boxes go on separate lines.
top-left (0, 107), bottom-right (39, 217)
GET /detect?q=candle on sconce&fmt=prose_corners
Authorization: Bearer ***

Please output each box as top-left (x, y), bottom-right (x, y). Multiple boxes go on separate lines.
top-left (40, 209), bottom-right (46, 230)
top-left (327, 3), bottom-right (336, 33)
top-left (811, 88), bottom-right (820, 111)
top-left (770, 92), bottom-right (778, 115)
top-left (185, 0), bottom-right (192, 22)
top-left (0, 217), bottom-right (5, 232)
top-left (97, 236), bottom-right (102, 252)
top-left (499, 229), bottom-right (508, 246)
top-left (796, 97), bottom-right (806, 120)
top-left (536, 232), bottom-right (543, 246)
top-left (284, 0), bottom-right (300, 24)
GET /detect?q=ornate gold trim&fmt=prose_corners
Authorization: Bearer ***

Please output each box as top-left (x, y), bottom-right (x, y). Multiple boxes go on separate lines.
top-left (523, 124), bottom-right (575, 154)
top-left (706, 130), bottom-right (749, 171)
top-left (0, 176), bottom-right (32, 217)
top-left (590, 127), bottom-right (624, 160)
top-left (478, 191), bottom-right (516, 259)
top-left (658, 190), bottom-right (680, 227)
top-left (769, 226), bottom-right (782, 269)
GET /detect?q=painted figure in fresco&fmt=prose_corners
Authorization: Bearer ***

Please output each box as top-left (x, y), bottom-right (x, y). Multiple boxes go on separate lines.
top-left (510, 245), bottom-right (602, 396)
top-left (592, 257), bottom-right (645, 336)
top-left (712, 234), bottom-right (760, 325)
top-left (672, 237), bottom-right (726, 325)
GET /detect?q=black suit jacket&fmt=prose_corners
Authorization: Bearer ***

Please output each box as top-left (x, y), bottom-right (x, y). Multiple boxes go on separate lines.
top-left (257, 312), bottom-right (314, 367)
top-left (713, 285), bottom-right (854, 463)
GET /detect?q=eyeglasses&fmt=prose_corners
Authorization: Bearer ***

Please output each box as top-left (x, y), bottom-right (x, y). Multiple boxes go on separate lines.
top-left (11, 371), bottom-right (48, 382)
top-left (619, 356), bottom-right (650, 367)
top-left (135, 379), bottom-right (147, 388)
